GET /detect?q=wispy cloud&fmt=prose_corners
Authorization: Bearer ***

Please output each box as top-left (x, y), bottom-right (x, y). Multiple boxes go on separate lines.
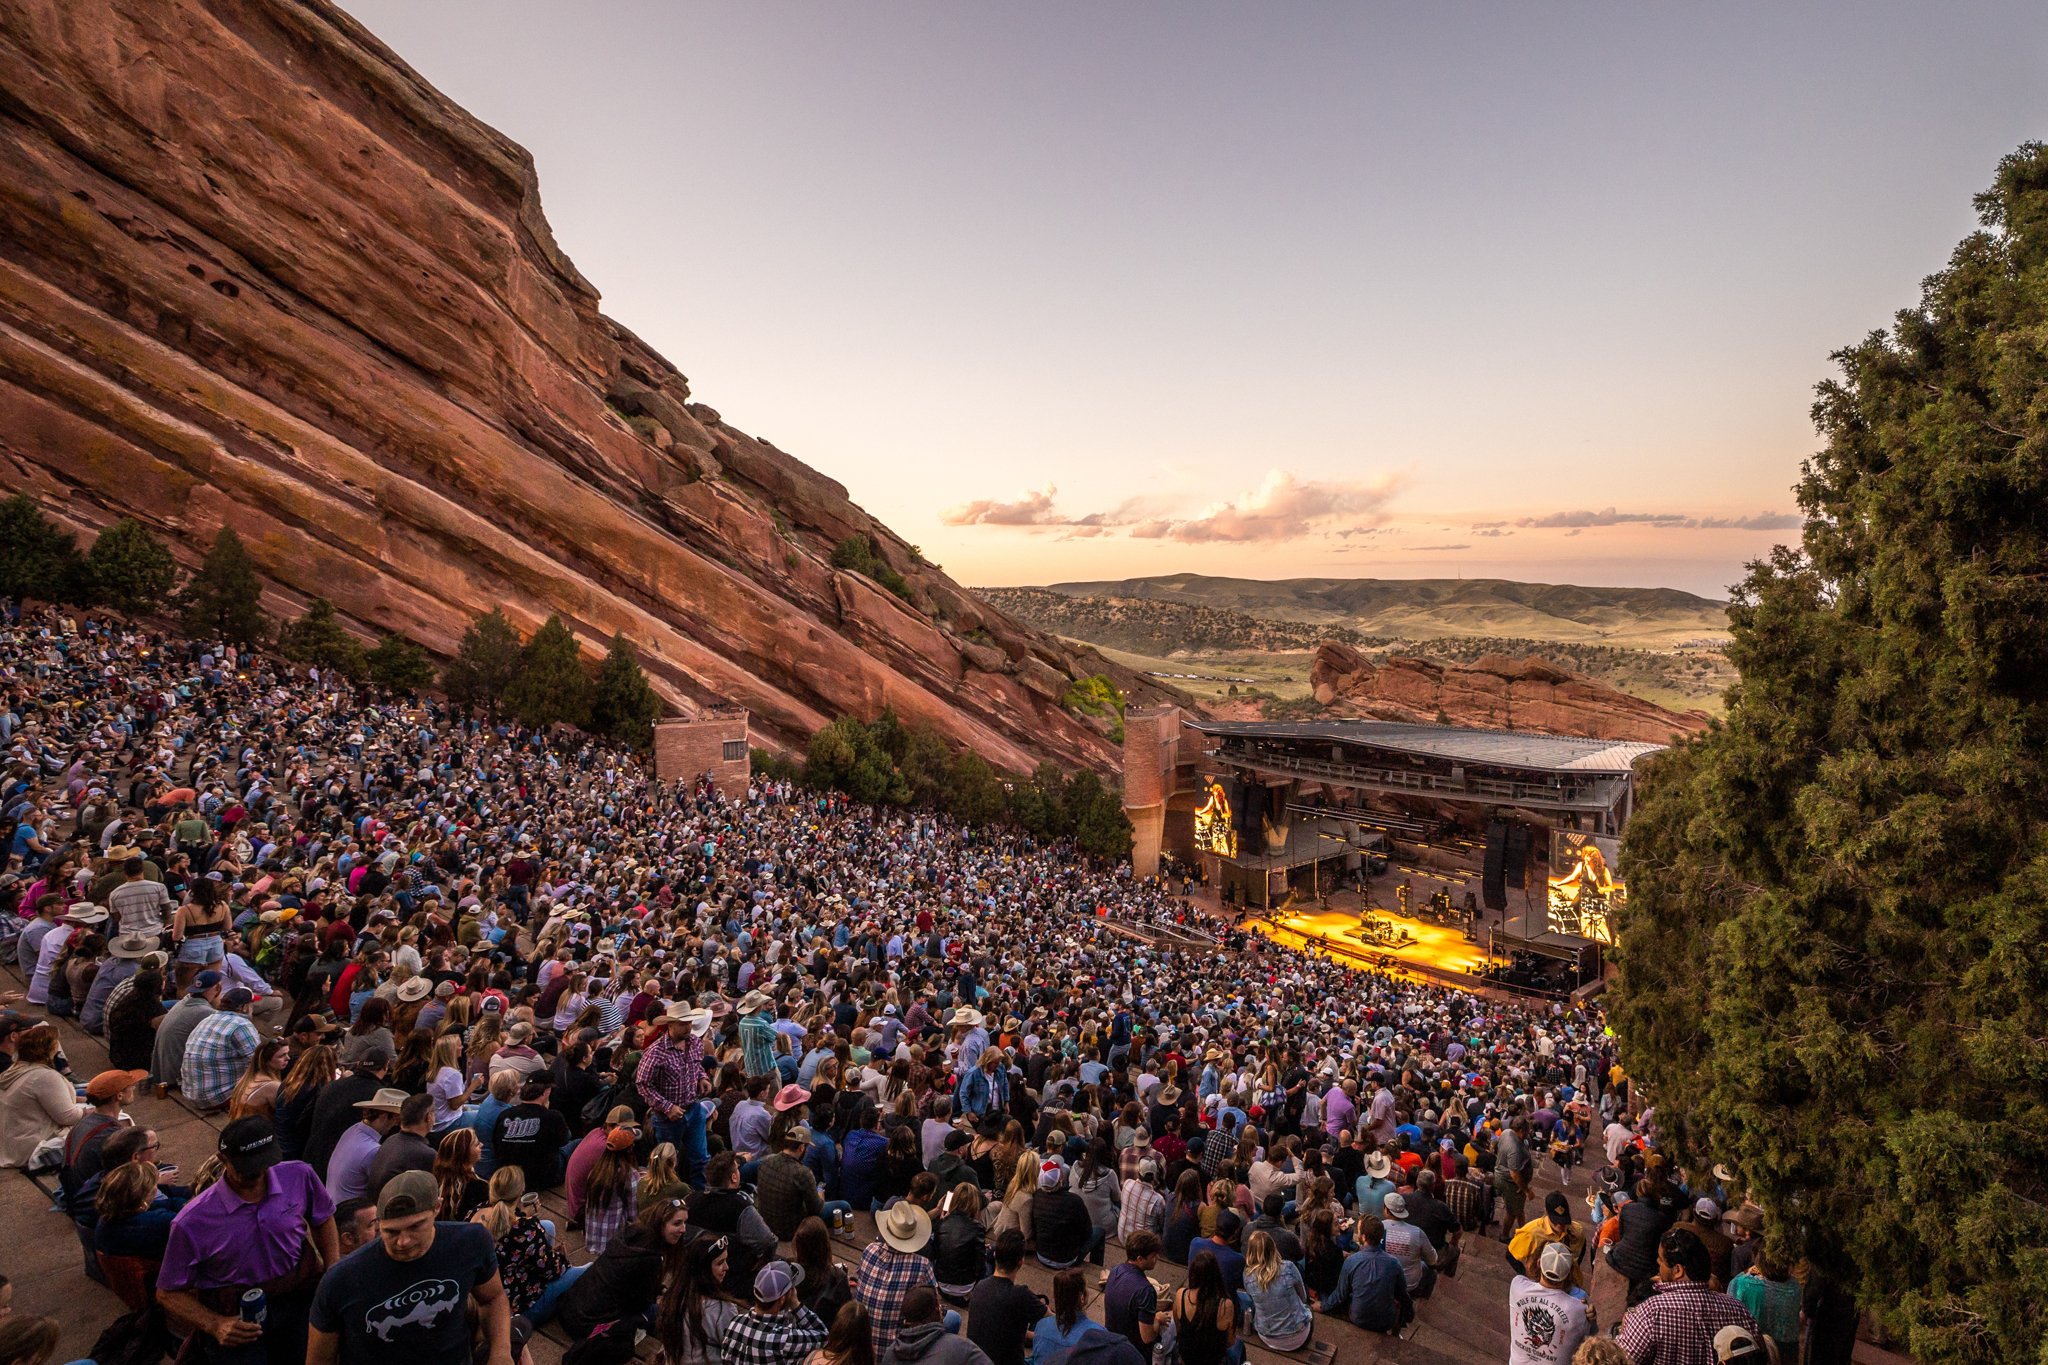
top-left (1409, 543), bottom-right (1472, 552)
top-left (943, 469), bottom-right (1403, 544)
top-left (940, 486), bottom-right (1064, 526)
top-left (1515, 507), bottom-right (1799, 531)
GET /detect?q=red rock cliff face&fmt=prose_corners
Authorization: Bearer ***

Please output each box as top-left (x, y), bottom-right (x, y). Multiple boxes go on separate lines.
top-left (0, 0), bottom-right (1164, 770)
top-left (1309, 642), bottom-right (1710, 742)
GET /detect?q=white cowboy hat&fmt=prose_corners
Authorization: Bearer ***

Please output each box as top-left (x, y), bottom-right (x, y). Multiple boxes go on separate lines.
top-left (108, 934), bottom-right (157, 960)
top-left (664, 1003), bottom-right (715, 1036)
top-left (949, 1007), bottom-right (985, 1029)
top-left (876, 1200), bottom-right (932, 1254)
top-left (736, 990), bottom-right (774, 1015)
top-left (1364, 1152), bottom-right (1393, 1179)
top-left (395, 977), bottom-right (432, 1003)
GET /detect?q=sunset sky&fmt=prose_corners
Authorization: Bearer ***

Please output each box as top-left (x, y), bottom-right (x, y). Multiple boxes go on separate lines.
top-left (342, 1), bottom-right (2048, 599)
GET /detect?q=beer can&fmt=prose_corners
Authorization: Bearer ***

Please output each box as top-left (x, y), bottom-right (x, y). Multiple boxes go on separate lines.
top-left (240, 1288), bottom-right (267, 1327)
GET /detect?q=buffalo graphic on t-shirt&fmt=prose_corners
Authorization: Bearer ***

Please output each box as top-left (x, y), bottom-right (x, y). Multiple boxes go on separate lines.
top-left (365, 1278), bottom-right (462, 1341)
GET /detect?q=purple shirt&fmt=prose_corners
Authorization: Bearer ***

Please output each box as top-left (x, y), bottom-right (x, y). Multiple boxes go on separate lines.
top-left (159, 1161), bottom-right (335, 1292)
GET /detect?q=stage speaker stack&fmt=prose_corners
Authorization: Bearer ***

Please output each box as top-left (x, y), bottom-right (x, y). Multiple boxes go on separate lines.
top-left (1504, 823), bottom-right (1531, 890)
top-left (1482, 819), bottom-right (1508, 910)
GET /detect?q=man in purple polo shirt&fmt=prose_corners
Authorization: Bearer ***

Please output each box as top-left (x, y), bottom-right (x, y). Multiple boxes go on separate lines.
top-left (159, 1116), bottom-right (342, 1365)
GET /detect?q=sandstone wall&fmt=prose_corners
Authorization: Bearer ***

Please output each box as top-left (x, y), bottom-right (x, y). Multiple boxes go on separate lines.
top-left (1308, 642), bottom-right (1710, 743)
top-left (0, 0), bottom-right (1167, 770)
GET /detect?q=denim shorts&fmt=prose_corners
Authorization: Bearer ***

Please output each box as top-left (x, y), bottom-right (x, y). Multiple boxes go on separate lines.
top-left (176, 933), bottom-right (224, 965)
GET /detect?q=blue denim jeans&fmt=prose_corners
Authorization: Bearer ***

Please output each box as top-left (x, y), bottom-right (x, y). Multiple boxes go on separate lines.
top-left (529, 1263), bottom-right (590, 1326)
top-left (651, 1101), bottom-right (710, 1188)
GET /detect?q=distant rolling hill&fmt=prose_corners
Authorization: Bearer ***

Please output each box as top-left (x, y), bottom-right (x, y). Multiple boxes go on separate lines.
top-left (1032, 574), bottom-right (1731, 647)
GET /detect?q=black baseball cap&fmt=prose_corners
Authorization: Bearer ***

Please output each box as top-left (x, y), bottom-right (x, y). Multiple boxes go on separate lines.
top-left (1545, 1191), bottom-right (1572, 1221)
top-left (219, 1116), bottom-right (282, 1177)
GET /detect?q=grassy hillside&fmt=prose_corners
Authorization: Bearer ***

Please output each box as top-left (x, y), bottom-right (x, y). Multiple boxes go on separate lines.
top-left (1035, 573), bottom-right (1730, 647)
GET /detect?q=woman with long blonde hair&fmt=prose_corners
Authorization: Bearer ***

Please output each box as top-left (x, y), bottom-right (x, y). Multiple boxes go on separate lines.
top-left (1241, 1229), bottom-right (1313, 1350)
top-left (990, 1146), bottom-right (1040, 1241)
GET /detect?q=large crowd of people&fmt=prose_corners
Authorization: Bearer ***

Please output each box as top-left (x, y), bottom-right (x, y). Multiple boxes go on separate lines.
top-left (0, 608), bottom-right (1821, 1365)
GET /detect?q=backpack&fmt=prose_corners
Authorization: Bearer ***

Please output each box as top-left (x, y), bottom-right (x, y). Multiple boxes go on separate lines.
top-left (90, 1305), bottom-right (171, 1365)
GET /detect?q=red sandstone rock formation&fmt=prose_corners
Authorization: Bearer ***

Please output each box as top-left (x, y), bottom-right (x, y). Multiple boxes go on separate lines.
top-left (1308, 642), bottom-right (1710, 742)
top-left (0, 0), bottom-right (1166, 771)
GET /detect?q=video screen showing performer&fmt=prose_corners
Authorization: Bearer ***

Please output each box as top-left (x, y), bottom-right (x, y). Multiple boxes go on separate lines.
top-left (1547, 831), bottom-right (1623, 944)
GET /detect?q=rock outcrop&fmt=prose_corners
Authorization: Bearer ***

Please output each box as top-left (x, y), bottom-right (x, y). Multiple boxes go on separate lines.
top-left (1308, 642), bottom-right (1710, 742)
top-left (0, 0), bottom-right (1168, 771)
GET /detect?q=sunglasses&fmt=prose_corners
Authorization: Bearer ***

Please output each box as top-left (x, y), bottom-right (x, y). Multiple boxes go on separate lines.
top-left (707, 1236), bottom-right (730, 1254)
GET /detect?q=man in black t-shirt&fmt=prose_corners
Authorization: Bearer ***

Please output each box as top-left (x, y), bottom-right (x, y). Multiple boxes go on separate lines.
top-left (308, 1171), bottom-right (511, 1365)
top-left (489, 1079), bottom-right (571, 1190)
top-left (966, 1231), bottom-right (1045, 1365)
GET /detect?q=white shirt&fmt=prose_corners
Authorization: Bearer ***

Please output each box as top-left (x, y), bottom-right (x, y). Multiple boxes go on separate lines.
top-left (1507, 1275), bottom-right (1590, 1365)
top-left (28, 923), bottom-right (75, 1005)
top-left (1604, 1122), bottom-right (1634, 1165)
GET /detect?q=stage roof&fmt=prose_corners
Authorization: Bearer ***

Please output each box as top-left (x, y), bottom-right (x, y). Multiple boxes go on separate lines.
top-left (1184, 718), bottom-right (1665, 774)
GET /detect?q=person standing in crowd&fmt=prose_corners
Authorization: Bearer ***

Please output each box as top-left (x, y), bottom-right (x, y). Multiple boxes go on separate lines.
top-left (306, 1170), bottom-right (511, 1365)
top-left (638, 1003), bottom-right (712, 1187)
top-left (156, 1118), bottom-right (340, 1365)
top-left (1509, 1241), bottom-right (1590, 1365)
top-left (1616, 1231), bottom-right (1759, 1364)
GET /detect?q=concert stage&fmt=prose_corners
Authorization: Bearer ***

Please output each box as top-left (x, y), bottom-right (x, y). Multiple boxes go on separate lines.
top-left (1248, 906), bottom-right (1506, 993)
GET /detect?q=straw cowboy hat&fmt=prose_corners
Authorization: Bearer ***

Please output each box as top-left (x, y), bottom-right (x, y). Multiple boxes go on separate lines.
top-left (736, 990), bottom-right (774, 1015)
top-left (949, 1007), bottom-right (985, 1030)
top-left (108, 934), bottom-right (157, 960)
top-left (663, 1003), bottom-right (715, 1036)
top-left (395, 977), bottom-right (432, 1003)
top-left (876, 1201), bottom-right (931, 1254)
top-left (353, 1088), bottom-right (408, 1114)
top-left (1364, 1152), bottom-right (1393, 1179)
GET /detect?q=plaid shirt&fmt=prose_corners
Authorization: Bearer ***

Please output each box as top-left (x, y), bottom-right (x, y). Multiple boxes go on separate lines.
top-left (1119, 1143), bottom-right (1158, 1183)
top-left (752, 1153), bottom-right (823, 1242)
top-left (720, 1305), bottom-right (827, 1365)
top-left (1445, 1174), bottom-right (1493, 1231)
top-left (181, 1010), bottom-right (259, 1108)
top-left (1118, 1177), bottom-right (1166, 1243)
top-left (741, 1011), bottom-right (779, 1078)
top-left (1618, 1280), bottom-right (1759, 1365)
top-left (853, 1242), bottom-right (935, 1357)
top-left (636, 1031), bottom-right (705, 1113)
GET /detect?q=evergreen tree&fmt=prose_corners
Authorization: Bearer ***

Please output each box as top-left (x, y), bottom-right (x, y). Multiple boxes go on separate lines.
top-left (277, 598), bottom-right (366, 678)
top-left (0, 494), bottom-right (86, 605)
top-left (364, 633), bottom-right (437, 695)
top-left (178, 527), bottom-right (268, 643)
top-left (1067, 769), bottom-right (1133, 860)
top-left (945, 749), bottom-right (1009, 827)
top-left (444, 609), bottom-right (524, 722)
top-left (504, 613), bottom-right (591, 729)
top-left (1008, 762), bottom-right (1075, 840)
top-left (84, 517), bottom-right (178, 612)
top-left (589, 633), bottom-right (664, 746)
top-left (805, 716), bottom-right (907, 805)
top-left (1612, 144), bottom-right (2048, 1365)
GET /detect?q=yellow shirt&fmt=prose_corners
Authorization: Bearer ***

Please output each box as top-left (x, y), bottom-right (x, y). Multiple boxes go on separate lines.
top-left (1509, 1215), bottom-right (1588, 1290)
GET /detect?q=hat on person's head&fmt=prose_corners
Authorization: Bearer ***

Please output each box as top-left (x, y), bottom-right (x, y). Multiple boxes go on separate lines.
top-left (876, 1201), bottom-right (932, 1253)
top-left (86, 1069), bottom-right (150, 1102)
top-left (289, 1015), bottom-right (341, 1036)
top-left (140, 950), bottom-right (170, 972)
top-left (1712, 1163), bottom-right (1734, 1184)
top-left (943, 1129), bottom-right (972, 1153)
top-left (663, 1002), bottom-right (715, 1036)
top-left (1713, 1326), bottom-right (1767, 1364)
top-left (1382, 1193), bottom-right (1409, 1219)
top-left (433, 981), bottom-right (457, 999)
top-left (1214, 1209), bottom-right (1242, 1239)
top-left (507, 1021), bottom-right (533, 1044)
top-left (480, 996), bottom-right (503, 1014)
top-left (189, 970), bottom-right (224, 995)
top-left (1694, 1197), bottom-right (1722, 1221)
top-left (881, 1003), bottom-right (898, 1016)
top-left (64, 903), bottom-right (109, 924)
top-left (1037, 1158), bottom-right (1067, 1191)
top-left (1364, 1152), bottom-right (1392, 1179)
top-left (218, 1116), bottom-right (282, 1177)
top-left (736, 989), bottom-right (774, 1015)
top-left (395, 977), bottom-right (431, 1003)
top-left (221, 987), bottom-right (254, 1010)
top-left (785, 1125), bottom-right (813, 1149)
top-left (773, 1083), bottom-right (811, 1113)
top-left (354, 1044), bottom-right (394, 1071)
top-left (353, 1087), bottom-right (409, 1114)
top-left (605, 1125), bottom-right (640, 1153)
top-left (751, 1259), bottom-right (805, 1304)
top-left (377, 1169), bottom-right (440, 1221)
top-left (107, 933), bottom-right (157, 960)
top-left (1730, 1205), bottom-right (1764, 1233)
top-left (1156, 1085), bottom-right (1181, 1106)
top-left (1546, 1192), bottom-right (1572, 1222)
top-left (1539, 1240), bottom-right (1576, 1285)
top-left (949, 1006), bottom-right (985, 1029)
